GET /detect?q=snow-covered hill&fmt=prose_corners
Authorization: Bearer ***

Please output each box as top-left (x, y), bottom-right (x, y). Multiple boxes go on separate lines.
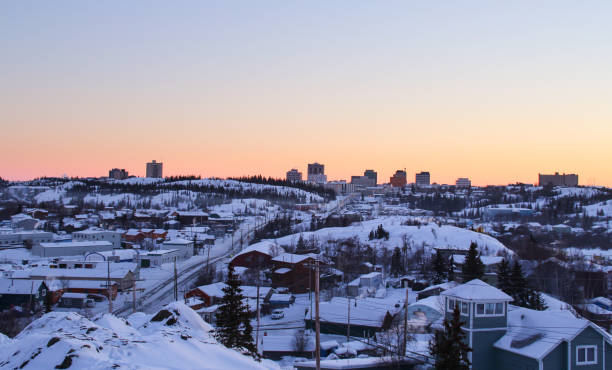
top-left (0, 302), bottom-right (276, 370)
top-left (272, 216), bottom-right (512, 256)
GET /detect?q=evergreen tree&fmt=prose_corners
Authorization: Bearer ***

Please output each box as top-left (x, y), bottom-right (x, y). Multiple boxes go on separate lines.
top-left (509, 261), bottom-right (528, 307)
top-left (461, 242), bottom-right (485, 281)
top-left (390, 247), bottom-right (404, 277)
top-left (215, 265), bottom-right (257, 358)
top-left (431, 250), bottom-right (447, 284)
top-left (429, 305), bottom-right (472, 370)
top-left (448, 256), bottom-right (455, 282)
top-left (526, 289), bottom-right (548, 311)
top-left (496, 258), bottom-right (511, 293)
top-left (296, 234), bottom-right (307, 253)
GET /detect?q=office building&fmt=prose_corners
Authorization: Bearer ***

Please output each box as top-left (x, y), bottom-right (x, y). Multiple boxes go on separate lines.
top-left (286, 169), bottom-right (302, 182)
top-left (146, 160), bottom-right (163, 178)
top-left (307, 163), bottom-right (327, 184)
top-left (351, 175), bottom-right (375, 187)
top-left (108, 168), bottom-right (128, 180)
top-left (456, 178), bottom-right (471, 188)
top-left (364, 170), bottom-right (377, 185)
top-left (538, 172), bottom-right (578, 187)
top-left (389, 170), bottom-right (407, 187)
top-left (415, 171), bottom-right (431, 186)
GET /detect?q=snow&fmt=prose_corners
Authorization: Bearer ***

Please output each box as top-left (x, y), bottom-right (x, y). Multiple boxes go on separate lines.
top-left (0, 302), bottom-right (277, 369)
top-left (583, 200), bottom-right (612, 217)
top-left (441, 279), bottom-right (513, 302)
top-left (272, 217), bottom-right (512, 257)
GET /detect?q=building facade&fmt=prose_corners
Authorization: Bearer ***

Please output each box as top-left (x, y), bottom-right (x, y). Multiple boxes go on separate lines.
top-left (350, 175), bottom-right (375, 187)
top-left (538, 172), bottom-right (579, 187)
top-left (416, 171), bottom-right (431, 186)
top-left (456, 177), bottom-right (472, 188)
top-left (307, 163), bottom-right (327, 184)
top-left (73, 229), bottom-right (123, 249)
top-left (389, 170), bottom-right (407, 187)
top-left (146, 160), bottom-right (163, 178)
top-left (108, 168), bottom-right (128, 180)
top-left (364, 169), bottom-right (377, 185)
top-left (286, 169), bottom-right (303, 182)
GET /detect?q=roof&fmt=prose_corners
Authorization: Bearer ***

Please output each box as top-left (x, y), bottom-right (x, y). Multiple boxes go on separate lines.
top-left (269, 293), bottom-right (293, 302)
top-left (451, 254), bottom-right (504, 266)
top-left (274, 267), bottom-right (292, 274)
top-left (262, 334), bottom-right (315, 352)
top-left (272, 253), bottom-right (317, 264)
top-left (493, 307), bottom-right (610, 360)
top-left (409, 295), bottom-right (445, 314)
top-left (418, 281), bottom-right (459, 295)
top-left (163, 238), bottom-right (193, 245)
top-left (441, 279), bottom-right (512, 302)
top-left (196, 282), bottom-right (227, 298)
top-left (0, 279), bottom-right (42, 294)
top-left (61, 292), bottom-right (88, 299)
top-left (40, 241), bottom-right (113, 248)
top-left (233, 240), bottom-right (283, 259)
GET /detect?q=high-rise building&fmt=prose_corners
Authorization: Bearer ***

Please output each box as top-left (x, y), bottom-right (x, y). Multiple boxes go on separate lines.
top-left (538, 172), bottom-right (578, 187)
top-left (415, 171), bottom-right (431, 186)
top-left (351, 175), bottom-right (375, 187)
top-left (146, 160), bottom-right (163, 178)
top-left (364, 170), bottom-right (377, 185)
top-left (389, 170), bottom-right (407, 187)
top-left (307, 163), bottom-right (327, 184)
top-left (108, 168), bottom-right (128, 180)
top-left (286, 169), bottom-right (303, 182)
top-left (456, 178), bottom-right (471, 188)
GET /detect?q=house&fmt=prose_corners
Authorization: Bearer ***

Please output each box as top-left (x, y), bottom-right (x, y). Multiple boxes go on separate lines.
top-left (576, 297), bottom-right (612, 330)
top-left (162, 239), bottom-right (194, 259)
top-left (230, 241), bottom-right (282, 269)
top-left (439, 279), bottom-right (612, 369)
top-left (416, 281), bottom-right (459, 300)
top-left (185, 283), bottom-right (272, 308)
top-left (347, 272), bottom-right (384, 297)
top-left (139, 249), bottom-right (181, 267)
top-left (305, 291), bottom-right (405, 338)
top-left (123, 229), bottom-right (145, 243)
top-left (0, 279), bottom-right (48, 310)
top-left (73, 229), bottom-right (123, 249)
top-left (172, 211), bottom-right (209, 225)
top-left (32, 241), bottom-right (114, 257)
top-left (268, 293), bottom-right (295, 308)
top-left (271, 253), bottom-right (318, 294)
top-left (58, 292), bottom-right (89, 309)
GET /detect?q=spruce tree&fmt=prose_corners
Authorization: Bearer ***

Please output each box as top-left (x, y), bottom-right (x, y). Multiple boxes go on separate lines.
top-left (509, 261), bottom-right (528, 307)
top-left (390, 247), bottom-right (404, 277)
top-left (432, 250), bottom-right (447, 284)
top-left (429, 305), bottom-right (471, 370)
top-left (448, 256), bottom-right (455, 282)
top-left (215, 264), bottom-right (257, 358)
top-left (461, 242), bottom-right (485, 281)
top-left (496, 258), bottom-right (511, 293)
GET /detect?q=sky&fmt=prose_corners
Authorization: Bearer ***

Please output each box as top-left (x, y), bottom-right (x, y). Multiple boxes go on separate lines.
top-left (1, 1), bottom-right (611, 186)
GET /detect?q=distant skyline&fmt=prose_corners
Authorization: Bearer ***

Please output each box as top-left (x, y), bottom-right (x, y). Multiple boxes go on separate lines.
top-left (1, 1), bottom-right (611, 186)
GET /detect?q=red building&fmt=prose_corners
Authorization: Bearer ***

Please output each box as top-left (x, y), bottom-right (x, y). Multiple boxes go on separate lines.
top-left (271, 253), bottom-right (318, 294)
top-left (389, 170), bottom-right (407, 187)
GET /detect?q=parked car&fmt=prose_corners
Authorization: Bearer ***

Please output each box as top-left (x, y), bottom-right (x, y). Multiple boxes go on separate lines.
top-left (271, 309), bottom-right (284, 320)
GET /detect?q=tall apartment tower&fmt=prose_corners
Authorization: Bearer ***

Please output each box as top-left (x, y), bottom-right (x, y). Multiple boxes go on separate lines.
top-left (307, 163), bottom-right (327, 184)
top-left (146, 160), bottom-right (163, 178)
top-left (389, 170), bottom-right (407, 187)
top-left (364, 169), bottom-right (378, 185)
top-left (286, 169), bottom-right (303, 182)
top-left (415, 171), bottom-right (431, 186)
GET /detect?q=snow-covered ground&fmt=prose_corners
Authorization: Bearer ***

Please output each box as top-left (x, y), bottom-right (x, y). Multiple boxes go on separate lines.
top-left (270, 216), bottom-right (512, 256)
top-left (0, 302), bottom-right (278, 369)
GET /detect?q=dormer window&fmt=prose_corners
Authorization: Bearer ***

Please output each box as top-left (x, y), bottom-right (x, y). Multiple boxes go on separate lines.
top-left (475, 302), bottom-right (504, 316)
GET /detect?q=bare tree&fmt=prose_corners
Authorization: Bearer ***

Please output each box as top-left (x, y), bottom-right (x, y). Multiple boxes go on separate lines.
top-left (292, 329), bottom-right (311, 352)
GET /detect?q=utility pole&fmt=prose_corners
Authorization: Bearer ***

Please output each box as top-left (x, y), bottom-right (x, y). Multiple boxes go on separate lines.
top-left (403, 287), bottom-right (409, 357)
top-left (107, 259), bottom-right (113, 313)
top-left (173, 257), bottom-right (178, 301)
top-left (309, 261), bottom-right (313, 321)
top-left (315, 260), bottom-right (321, 370)
top-left (347, 297), bottom-right (351, 343)
top-left (255, 266), bottom-right (261, 355)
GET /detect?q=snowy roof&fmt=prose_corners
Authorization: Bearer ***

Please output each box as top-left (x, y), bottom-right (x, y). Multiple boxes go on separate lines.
top-left (409, 295), bottom-right (445, 314)
top-left (163, 238), bottom-right (193, 245)
top-left (40, 241), bottom-right (113, 248)
top-left (239, 286), bottom-right (272, 299)
top-left (262, 334), bottom-right (315, 352)
top-left (61, 292), bottom-right (88, 299)
top-left (272, 253), bottom-right (317, 264)
top-left (269, 293), bottom-right (293, 302)
top-left (451, 254), bottom-right (504, 266)
top-left (233, 240), bottom-right (283, 259)
top-left (493, 306), bottom-right (611, 360)
top-left (418, 281), bottom-right (459, 294)
top-left (196, 282), bottom-right (227, 298)
top-left (441, 279), bottom-right (512, 302)
top-left (0, 279), bottom-right (42, 294)
top-left (274, 267), bottom-right (292, 274)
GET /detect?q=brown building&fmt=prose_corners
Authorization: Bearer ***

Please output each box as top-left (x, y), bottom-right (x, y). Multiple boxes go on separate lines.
top-left (271, 253), bottom-right (318, 294)
top-left (389, 170), bottom-right (407, 187)
top-left (538, 172), bottom-right (578, 187)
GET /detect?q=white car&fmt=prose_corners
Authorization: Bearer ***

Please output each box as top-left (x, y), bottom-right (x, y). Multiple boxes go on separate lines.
top-left (271, 309), bottom-right (284, 320)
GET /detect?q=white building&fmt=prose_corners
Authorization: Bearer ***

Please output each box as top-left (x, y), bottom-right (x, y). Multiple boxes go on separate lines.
top-left (455, 177), bottom-right (471, 188)
top-left (0, 231), bottom-right (54, 247)
top-left (32, 241), bottom-right (114, 257)
top-left (73, 229), bottom-right (123, 249)
top-left (139, 249), bottom-right (180, 267)
top-left (162, 238), bottom-right (194, 259)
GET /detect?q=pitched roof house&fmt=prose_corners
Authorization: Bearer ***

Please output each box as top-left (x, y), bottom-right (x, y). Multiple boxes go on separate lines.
top-left (439, 279), bottom-right (612, 369)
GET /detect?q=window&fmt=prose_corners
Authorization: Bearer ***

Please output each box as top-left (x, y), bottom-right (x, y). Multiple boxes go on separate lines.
top-left (475, 302), bottom-right (505, 317)
top-left (576, 345), bottom-right (596, 365)
top-left (461, 302), bottom-right (469, 315)
top-left (447, 299), bottom-right (456, 312)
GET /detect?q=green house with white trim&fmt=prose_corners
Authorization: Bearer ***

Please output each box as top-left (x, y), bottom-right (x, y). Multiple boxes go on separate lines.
top-left (440, 279), bottom-right (612, 369)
